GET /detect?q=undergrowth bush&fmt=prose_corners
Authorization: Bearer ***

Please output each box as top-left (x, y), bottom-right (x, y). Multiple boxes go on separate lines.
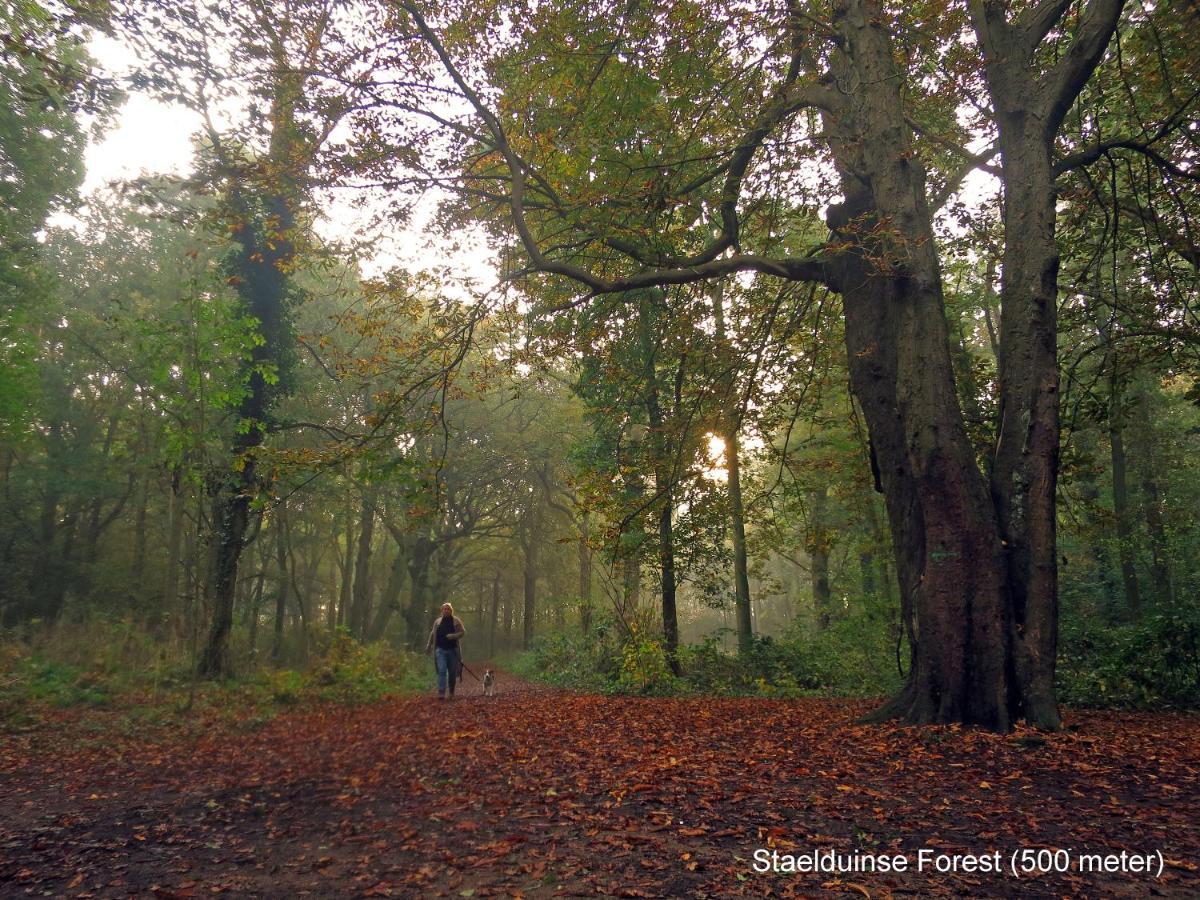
top-left (514, 608), bottom-right (903, 698)
top-left (0, 618), bottom-right (427, 724)
top-left (1058, 606), bottom-right (1200, 709)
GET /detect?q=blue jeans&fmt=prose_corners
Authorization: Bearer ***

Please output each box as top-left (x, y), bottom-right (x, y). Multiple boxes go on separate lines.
top-left (435, 647), bottom-right (460, 696)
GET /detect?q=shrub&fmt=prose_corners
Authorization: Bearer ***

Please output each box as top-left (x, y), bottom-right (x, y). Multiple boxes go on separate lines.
top-left (1058, 606), bottom-right (1200, 709)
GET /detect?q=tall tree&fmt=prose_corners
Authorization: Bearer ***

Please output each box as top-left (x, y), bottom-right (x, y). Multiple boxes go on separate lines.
top-left (372, 0), bottom-right (1195, 727)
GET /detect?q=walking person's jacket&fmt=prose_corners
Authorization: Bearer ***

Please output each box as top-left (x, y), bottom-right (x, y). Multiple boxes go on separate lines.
top-left (426, 615), bottom-right (466, 654)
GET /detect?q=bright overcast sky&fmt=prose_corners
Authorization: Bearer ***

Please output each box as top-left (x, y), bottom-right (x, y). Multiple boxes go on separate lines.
top-left (75, 34), bottom-right (498, 293)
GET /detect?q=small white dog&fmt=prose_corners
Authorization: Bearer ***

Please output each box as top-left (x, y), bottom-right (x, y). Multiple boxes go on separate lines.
top-left (482, 668), bottom-right (496, 697)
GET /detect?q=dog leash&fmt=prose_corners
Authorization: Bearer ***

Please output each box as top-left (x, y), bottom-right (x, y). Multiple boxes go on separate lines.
top-left (460, 661), bottom-right (482, 682)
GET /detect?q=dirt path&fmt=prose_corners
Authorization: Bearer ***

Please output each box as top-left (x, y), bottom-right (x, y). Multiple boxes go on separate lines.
top-left (1, 673), bottom-right (1198, 898)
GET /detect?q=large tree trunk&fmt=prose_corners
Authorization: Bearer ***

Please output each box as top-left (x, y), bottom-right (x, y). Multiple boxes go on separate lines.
top-left (972, 0), bottom-right (1126, 729)
top-left (197, 29), bottom-right (312, 675)
top-left (828, 0), bottom-right (1014, 728)
top-left (198, 461), bottom-right (257, 677)
top-left (987, 129), bottom-right (1063, 729)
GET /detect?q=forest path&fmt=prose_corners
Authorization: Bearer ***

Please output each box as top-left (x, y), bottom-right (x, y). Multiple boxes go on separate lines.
top-left (1, 674), bottom-right (1198, 898)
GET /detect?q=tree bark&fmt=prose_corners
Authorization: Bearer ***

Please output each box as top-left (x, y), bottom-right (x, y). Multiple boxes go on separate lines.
top-left (638, 291), bottom-right (681, 673)
top-left (711, 279), bottom-right (754, 654)
top-left (404, 536), bottom-right (434, 649)
top-left (521, 532), bottom-right (538, 650)
top-left (808, 487), bottom-right (832, 629)
top-left (368, 544), bottom-right (408, 641)
top-left (196, 21), bottom-right (316, 676)
top-left (1109, 419), bottom-right (1141, 614)
top-left (578, 508), bottom-right (593, 634)
top-left (334, 494), bottom-right (355, 630)
top-left (349, 489), bottom-right (377, 639)
top-left (828, 0), bottom-right (1014, 728)
top-left (162, 466), bottom-right (186, 626)
top-left (969, 0), bottom-right (1126, 733)
top-left (1133, 385), bottom-right (1173, 605)
top-left (272, 506), bottom-right (289, 663)
top-left (489, 573), bottom-right (500, 657)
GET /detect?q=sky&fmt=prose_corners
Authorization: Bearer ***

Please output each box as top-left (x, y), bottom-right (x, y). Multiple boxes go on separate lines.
top-left (78, 35), bottom-right (200, 194)
top-left (72, 34), bottom-right (498, 293)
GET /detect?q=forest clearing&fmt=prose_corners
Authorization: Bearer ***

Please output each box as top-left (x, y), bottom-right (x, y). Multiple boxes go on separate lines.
top-left (3, 0), bottom-right (1199, 896)
top-left (3, 673), bottom-right (1199, 898)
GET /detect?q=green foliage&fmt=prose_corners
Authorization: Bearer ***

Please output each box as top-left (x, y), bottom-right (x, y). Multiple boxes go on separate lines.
top-left (11, 659), bottom-right (112, 708)
top-left (1059, 607), bottom-right (1200, 709)
top-left (785, 613), bottom-right (907, 698)
top-left (0, 619), bottom-right (426, 733)
top-left (510, 629), bottom-right (618, 694)
top-left (515, 608), bottom-right (903, 699)
top-left (307, 630), bottom-right (425, 702)
top-left (616, 632), bottom-right (675, 695)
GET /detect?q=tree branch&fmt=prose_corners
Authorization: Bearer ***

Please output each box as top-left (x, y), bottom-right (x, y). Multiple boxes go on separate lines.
top-left (1038, 0), bottom-right (1128, 138)
top-left (1016, 0), bottom-right (1073, 56)
top-left (399, 0), bottom-right (833, 299)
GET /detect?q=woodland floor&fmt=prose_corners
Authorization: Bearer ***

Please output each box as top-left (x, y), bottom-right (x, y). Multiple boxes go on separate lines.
top-left (1, 671), bottom-right (1198, 899)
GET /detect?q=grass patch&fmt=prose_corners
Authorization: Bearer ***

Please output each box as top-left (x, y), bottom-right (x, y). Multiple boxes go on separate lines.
top-left (0, 621), bottom-right (430, 741)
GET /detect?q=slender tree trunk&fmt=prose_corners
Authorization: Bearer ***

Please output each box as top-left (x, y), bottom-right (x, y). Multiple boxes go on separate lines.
top-left (368, 545), bottom-right (408, 641)
top-left (622, 557), bottom-right (641, 616)
top-left (1133, 386), bottom-right (1173, 605)
top-left (860, 549), bottom-right (876, 598)
top-left (336, 496), bottom-right (355, 629)
top-left (489, 573), bottom-right (500, 657)
top-left (23, 456), bottom-right (62, 624)
top-left (578, 509), bottom-right (593, 634)
top-left (522, 533), bottom-right (537, 650)
top-left (638, 291), bottom-right (681, 673)
top-left (404, 537), bottom-right (433, 649)
top-left (1075, 433), bottom-right (1118, 617)
top-left (272, 508), bottom-right (289, 663)
top-left (349, 489), bottom-right (376, 639)
top-left (289, 527), bottom-right (312, 662)
top-left (619, 456), bottom-right (644, 617)
top-left (131, 429), bottom-right (150, 603)
top-left (1109, 420), bottom-right (1141, 614)
top-left (162, 467), bottom-right (186, 625)
top-left (247, 567), bottom-right (266, 658)
top-left (711, 279), bottom-right (755, 654)
top-left (808, 487), bottom-right (832, 628)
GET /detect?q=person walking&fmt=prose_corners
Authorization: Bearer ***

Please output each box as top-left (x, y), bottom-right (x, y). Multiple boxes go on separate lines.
top-left (426, 602), bottom-right (466, 700)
